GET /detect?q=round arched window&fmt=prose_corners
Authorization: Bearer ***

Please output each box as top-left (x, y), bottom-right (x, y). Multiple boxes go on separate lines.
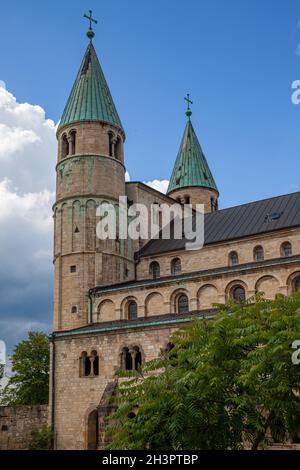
top-left (61, 134), bottom-right (69, 158)
top-left (127, 301), bottom-right (137, 320)
top-left (171, 258), bottom-right (181, 276)
top-left (231, 286), bottom-right (246, 302)
top-left (229, 251), bottom-right (239, 267)
top-left (149, 261), bottom-right (160, 280)
top-left (281, 242), bottom-right (292, 258)
top-left (254, 246), bottom-right (264, 262)
top-left (294, 277), bottom-right (300, 292)
top-left (178, 294), bottom-right (189, 314)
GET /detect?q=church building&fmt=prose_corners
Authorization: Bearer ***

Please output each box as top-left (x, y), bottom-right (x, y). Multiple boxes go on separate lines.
top-left (50, 19), bottom-right (300, 449)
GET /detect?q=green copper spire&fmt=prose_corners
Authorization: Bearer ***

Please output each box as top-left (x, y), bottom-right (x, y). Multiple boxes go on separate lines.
top-left (167, 100), bottom-right (218, 194)
top-left (58, 16), bottom-right (124, 132)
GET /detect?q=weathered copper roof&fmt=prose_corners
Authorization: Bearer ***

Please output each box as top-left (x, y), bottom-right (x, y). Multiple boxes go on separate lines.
top-left (59, 42), bottom-right (124, 132)
top-left (167, 119), bottom-right (218, 194)
top-left (53, 309), bottom-right (218, 337)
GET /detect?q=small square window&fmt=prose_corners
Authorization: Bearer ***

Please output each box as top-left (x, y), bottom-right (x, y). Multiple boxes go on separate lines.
top-left (71, 306), bottom-right (78, 314)
top-left (70, 265), bottom-right (76, 273)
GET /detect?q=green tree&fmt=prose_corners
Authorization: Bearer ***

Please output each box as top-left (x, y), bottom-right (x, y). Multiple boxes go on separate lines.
top-left (0, 332), bottom-right (49, 405)
top-left (29, 427), bottom-right (54, 450)
top-left (107, 292), bottom-right (300, 450)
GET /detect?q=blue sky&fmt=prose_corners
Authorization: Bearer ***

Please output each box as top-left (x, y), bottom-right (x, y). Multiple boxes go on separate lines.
top-left (1, 0), bottom-right (300, 204)
top-left (1, 0), bottom-right (300, 358)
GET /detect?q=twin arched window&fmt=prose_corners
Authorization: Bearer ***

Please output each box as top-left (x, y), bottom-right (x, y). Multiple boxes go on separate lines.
top-left (281, 242), bottom-right (292, 258)
top-left (229, 251), bottom-right (239, 267)
top-left (80, 351), bottom-right (99, 377)
top-left (171, 258), bottom-right (181, 276)
top-left (61, 131), bottom-right (76, 158)
top-left (108, 132), bottom-right (122, 159)
top-left (127, 301), bottom-right (138, 320)
top-left (149, 261), bottom-right (160, 280)
top-left (254, 245), bottom-right (264, 262)
top-left (121, 346), bottom-right (142, 371)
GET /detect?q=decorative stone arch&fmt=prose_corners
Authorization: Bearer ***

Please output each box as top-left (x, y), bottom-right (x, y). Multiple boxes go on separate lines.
top-left (61, 202), bottom-right (69, 253)
top-left (53, 206), bottom-right (59, 252)
top-left (120, 296), bottom-right (138, 320)
top-left (255, 275), bottom-right (280, 299)
top-left (86, 198), bottom-right (97, 207)
top-left (97, 298), bottom-right (116, 322)
top-left (145, 291), bottom-right (164, 316)
top-left (225, 280), bottom-right (248, 302)
top-left (72, 200), bottom-right (82, 251)
top-left (170, 288), bottom-right (189, 314)
top-left (197, 283), bottom-right (218, 310)
top-left (86, 199), bottom-right (96, 251)
top-left (286, 271), bottom-right (300, 294)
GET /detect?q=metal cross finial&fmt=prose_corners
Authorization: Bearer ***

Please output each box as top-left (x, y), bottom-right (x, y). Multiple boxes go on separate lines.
top-left (84, 10), bottom-right (98, 41)
top-left (184, 93), bottom-right (193, 120)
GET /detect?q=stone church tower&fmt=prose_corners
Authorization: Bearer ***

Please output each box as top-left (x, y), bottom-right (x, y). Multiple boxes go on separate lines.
top-left (50, 15), bottom-right (300, 451)
top-left (167, 102), bottom-right (219, 213)
top-left (53, 30), bottom-right (133, 332)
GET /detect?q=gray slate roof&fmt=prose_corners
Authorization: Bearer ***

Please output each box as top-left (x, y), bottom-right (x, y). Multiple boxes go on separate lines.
top-left (139, 191), bottom-right (300, 257)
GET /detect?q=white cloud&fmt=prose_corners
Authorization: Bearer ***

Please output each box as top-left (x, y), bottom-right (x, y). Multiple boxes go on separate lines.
top-left (296, 44), bottom-right (300, 56)
top-left (0, 83), bottom-right (55, 353)
top-left (0, 124), bottom-right (39, 159)
top-left (144, 179), bottom-right (170, 194)
top-left (0, 85), bottom-right (56, 193)
top-left (0, 178), bottom-right (53, 231)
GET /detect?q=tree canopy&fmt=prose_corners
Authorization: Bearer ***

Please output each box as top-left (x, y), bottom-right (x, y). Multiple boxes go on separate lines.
top-left (0, 331), bottom-right (49, 406)
top-left (107, 292), bottom-right (300, 450)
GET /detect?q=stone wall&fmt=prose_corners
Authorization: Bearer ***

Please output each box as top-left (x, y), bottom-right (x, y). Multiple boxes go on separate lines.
top-left (137, 228), bottom-right (300, 280)
top-left (51, 325), bottom-right (177, 450)
top-left (92, 256), bottom-right (300, 323)
top-left (0, 405), bottom-right (48, 450)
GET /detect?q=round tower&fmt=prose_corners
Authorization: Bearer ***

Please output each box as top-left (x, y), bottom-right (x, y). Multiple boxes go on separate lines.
top-left (53, 30), bottom-right (133, 331)
top-left (167, 96), bottom-right (219, 213)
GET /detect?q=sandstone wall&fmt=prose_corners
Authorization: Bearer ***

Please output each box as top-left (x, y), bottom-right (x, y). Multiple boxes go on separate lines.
top-left (0, 405), bottom-right (48, 450)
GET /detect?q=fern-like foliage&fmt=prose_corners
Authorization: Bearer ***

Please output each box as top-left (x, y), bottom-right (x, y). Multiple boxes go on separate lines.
top-left (106, 292), bottom-right (300, 450)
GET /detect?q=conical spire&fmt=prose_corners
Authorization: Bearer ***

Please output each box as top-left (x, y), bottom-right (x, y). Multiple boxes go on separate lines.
top-left (167, 115), bottom-right (218, 195)
top-left (58, 42), bottom-right (124, 132)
